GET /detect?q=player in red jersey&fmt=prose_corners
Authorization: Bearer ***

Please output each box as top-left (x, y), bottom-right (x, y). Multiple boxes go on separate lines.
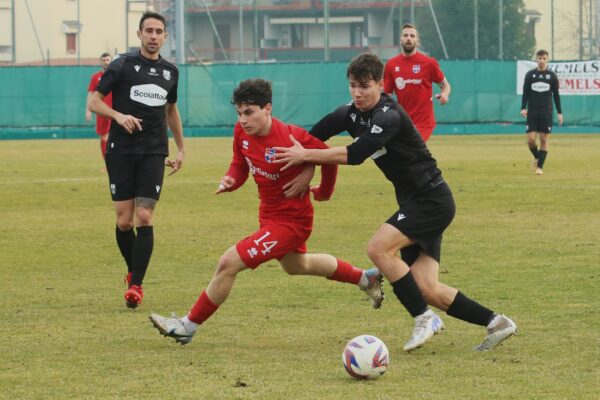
top-left (149, 79), bottom-right (383, 344)
top-left (86, 52), bottom-right (113, 159)
top-left (383, 23), bottom-right (451, 142)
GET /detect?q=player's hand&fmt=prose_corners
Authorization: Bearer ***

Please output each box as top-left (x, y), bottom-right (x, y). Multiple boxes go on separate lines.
top-left (85, 110), bottom-right (92, 122)
top-left (310, 185), bottom-right (331, 202)
top-left (166, 149), bottom-right (184, 176)
top-left (435, 93), bottom-right (449, 105)
top-left (520, 109), bottom-right (528, 118)
top-left (115, 113), bottom-right (143, 134)
top-left (283, 164), bottom-right (315, 199)
top-left (273, 135), bottom-right (307, 171)
top-left (216, 176), bottom-right (235, 194)
top-left (557, 113), bottom-right (563, 126)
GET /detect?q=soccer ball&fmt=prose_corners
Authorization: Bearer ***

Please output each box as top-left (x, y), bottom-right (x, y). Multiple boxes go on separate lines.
top-left (342, 335), bottom-right (389, 379)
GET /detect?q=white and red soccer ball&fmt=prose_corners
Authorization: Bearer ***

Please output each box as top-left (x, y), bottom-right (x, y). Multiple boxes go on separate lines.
top-left (342, 335), bottom-right (389, 379)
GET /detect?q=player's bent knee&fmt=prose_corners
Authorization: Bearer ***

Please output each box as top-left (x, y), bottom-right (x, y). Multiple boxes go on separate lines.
top-left (116, 220), bottom-right (134, 232)
top-left (367, 242), bottom-right (391, 266)
top-left (215, 251), bottom-right (246, 277)
top-left (135, 209), bottom-right (154, 225)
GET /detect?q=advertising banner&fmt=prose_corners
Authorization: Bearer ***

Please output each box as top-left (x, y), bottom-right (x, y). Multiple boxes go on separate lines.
top-left (517, 60), bottom-right (600, 95)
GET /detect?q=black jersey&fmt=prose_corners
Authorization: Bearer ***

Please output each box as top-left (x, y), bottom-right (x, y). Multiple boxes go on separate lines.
top-left (310, 93), bottom-right (442, 205)
top-left (521, 68), bottom-right (562, 119)
top-left (96, 50), bottom-right (179, 155)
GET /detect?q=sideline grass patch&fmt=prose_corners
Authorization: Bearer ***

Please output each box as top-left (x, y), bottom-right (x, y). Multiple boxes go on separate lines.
top-left (1, 135), bottom-right (599, 399)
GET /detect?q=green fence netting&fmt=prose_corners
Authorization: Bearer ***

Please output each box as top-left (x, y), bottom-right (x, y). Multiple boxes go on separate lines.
top-left (0, 61), bottom-right (597, 137)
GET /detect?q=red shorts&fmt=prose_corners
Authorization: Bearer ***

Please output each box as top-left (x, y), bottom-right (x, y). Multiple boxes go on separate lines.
top-left (96, 116), bottom-right (111, 136)
top-left (236, 221), bottom-right (311, 269)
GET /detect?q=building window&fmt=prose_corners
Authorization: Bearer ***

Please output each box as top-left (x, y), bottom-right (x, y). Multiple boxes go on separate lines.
top-left (66, 33), bottom-right (77, 53)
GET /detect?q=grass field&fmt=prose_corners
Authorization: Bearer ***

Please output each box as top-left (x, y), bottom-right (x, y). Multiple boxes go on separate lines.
top-left (1, 134), bottom-right (599, 399)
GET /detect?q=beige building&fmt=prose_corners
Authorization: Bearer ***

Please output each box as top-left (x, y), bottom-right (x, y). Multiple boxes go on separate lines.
top-left (526, 0), bottom-right (599, 60)
top-left (0, 0), bottom-right (150, 65)
top-left (0, 0), bottom-right (597, 65)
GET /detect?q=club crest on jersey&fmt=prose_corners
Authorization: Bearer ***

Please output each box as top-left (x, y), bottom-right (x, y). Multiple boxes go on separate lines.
top-left (395, 77), bottom-right (406, 89)
top-left (394, 66), bottom-right (400, 72)
top-left (163, 70), bottom-right (171, 80)
top-left (265, 147), bottom-right (276, 163)
top-left (412, 64), bottom-right (421, 73)
top-left (242, 140), bottom-right (249, 150)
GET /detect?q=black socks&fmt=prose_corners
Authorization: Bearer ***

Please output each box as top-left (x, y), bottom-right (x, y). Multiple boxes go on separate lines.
top-left (529, 145), bottom-right (539, 159)
top-left (447, 291), bottom-right (495, 326)
top-left (391, 272), bottom-right (428, 318)
top-left (115, 226), bottom-right (135, 273)
top-left (130, 226), bottom-right (154, 287)
top-left (537, 150), bottom-right (548, 168)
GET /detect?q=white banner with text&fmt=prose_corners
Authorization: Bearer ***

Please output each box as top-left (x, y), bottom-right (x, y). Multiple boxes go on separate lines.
top-left (516, 60), bottom-right (600, 95)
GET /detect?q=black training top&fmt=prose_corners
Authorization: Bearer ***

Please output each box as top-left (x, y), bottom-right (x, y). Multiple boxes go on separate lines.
top-left (96, 50), bottom-right (179, 155)
top-left (521, 68), bottom-right (562, 119)
top-left (310, 93), bottom-right (443, 205)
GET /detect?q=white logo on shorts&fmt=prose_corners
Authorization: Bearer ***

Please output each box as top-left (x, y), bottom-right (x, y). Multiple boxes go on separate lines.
top-left (397, 213), bottom-right (406, 221)
top-left (155, 185), bottom-right (161, 193)
top-left (110, 184), bottom-right (116, 195)
top-left (247, 247), bottom-right (258, 258)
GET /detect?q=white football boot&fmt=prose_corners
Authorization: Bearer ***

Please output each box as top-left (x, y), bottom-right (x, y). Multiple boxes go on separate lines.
top-left (474, 314), bottom-right (518, 351)
top-left (149, 313), bottom-right (195, 345)
top-left (403, 309), bottom-right (445, 352)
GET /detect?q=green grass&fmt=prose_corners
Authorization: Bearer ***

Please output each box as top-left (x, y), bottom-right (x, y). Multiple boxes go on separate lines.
top-left (1, 134), bottom-right (599, 399)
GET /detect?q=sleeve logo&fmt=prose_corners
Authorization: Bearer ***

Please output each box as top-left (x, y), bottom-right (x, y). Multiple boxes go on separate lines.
top-left (371, 124), bottom-right (383, 134)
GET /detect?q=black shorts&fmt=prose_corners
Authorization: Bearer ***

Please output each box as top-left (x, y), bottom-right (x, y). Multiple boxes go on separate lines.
top-left (386, 182), bottom-right (455, 265)
top-left (105, 153), bottom-right (166, 201)
top-left (526, 115), bottom-right (553, 134)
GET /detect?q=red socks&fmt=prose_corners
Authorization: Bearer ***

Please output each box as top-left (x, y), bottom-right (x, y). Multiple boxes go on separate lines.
top-left (188, 291), bottom-right (219, 325)
top-left (328, 259), bottom-right (363, 284)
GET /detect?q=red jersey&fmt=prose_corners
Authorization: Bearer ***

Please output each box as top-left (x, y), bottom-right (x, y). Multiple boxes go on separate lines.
top-left (383, 52), bottom-right (445, 141)
top-left (226, 118), bottom-right (330, 226)
top-left (88, 70), bottom-right (112, 135)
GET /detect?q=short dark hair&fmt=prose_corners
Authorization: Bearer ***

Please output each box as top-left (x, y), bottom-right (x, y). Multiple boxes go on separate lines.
top-left (536, 49), bottom-right (549, 57)
top-left (139, 11), bottom-right (167, 31)
top-left (347, 53), bottom-right (384, 83)
top-left (100, 52), bottom-right (111, 58)
top-left (401, 23), bottom-right (417, 31)
top-left (232, 79), bottom-right (272, 108)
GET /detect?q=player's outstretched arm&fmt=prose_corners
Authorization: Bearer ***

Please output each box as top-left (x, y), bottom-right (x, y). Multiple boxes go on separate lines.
top-left (274, 135), bottom-right (348, 170)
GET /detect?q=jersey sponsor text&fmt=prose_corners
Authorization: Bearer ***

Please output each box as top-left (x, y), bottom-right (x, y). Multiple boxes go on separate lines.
top-left (130, 84), bottom-right (168, 106)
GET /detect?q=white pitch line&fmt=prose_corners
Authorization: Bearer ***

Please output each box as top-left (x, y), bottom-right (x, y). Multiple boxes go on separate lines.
top-left (0, 177), bottom-right (105, 185)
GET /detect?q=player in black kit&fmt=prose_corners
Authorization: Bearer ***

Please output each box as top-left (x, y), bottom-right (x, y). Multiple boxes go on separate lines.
top-left (89, 11), bottom-right (185, 308)
top-left (275, 53), bottom-right (517, 352)
top-left (521, 49), bottom-right (563, 175)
